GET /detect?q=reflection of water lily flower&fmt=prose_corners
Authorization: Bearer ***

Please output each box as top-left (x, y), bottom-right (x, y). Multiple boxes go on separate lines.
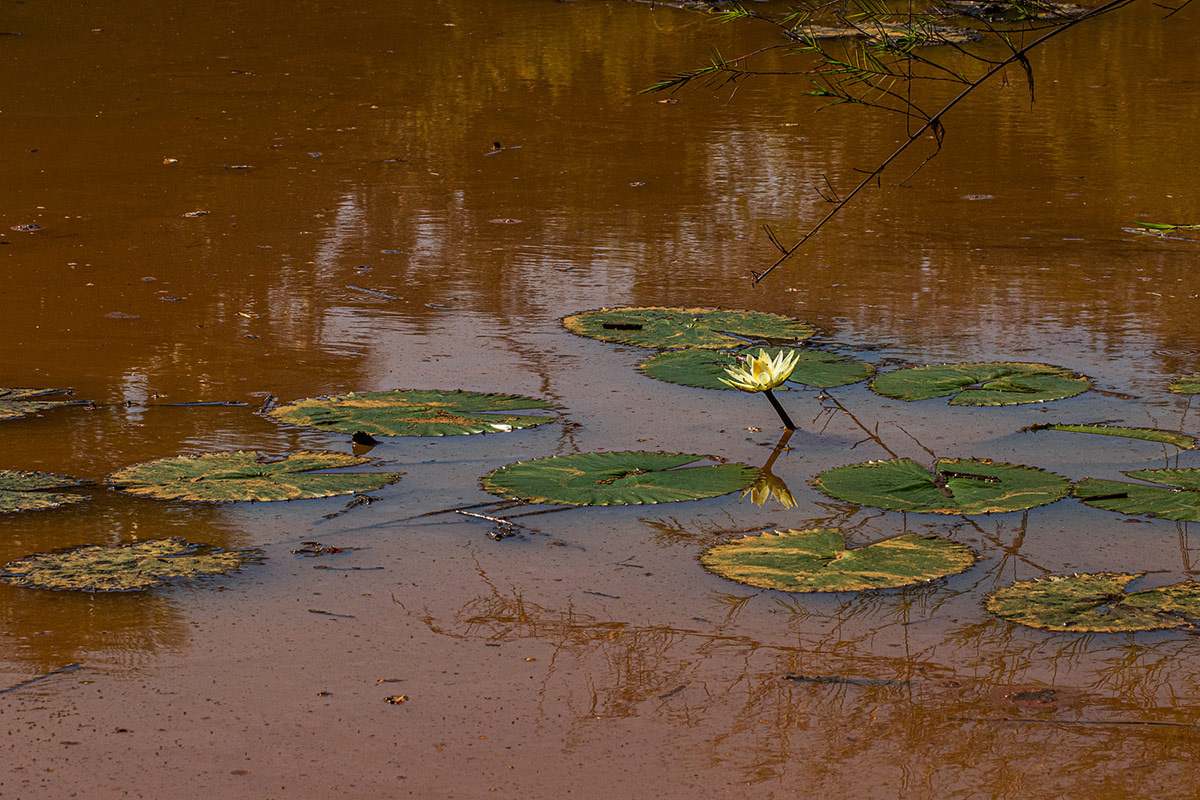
top-left (720, 349), bottom-right (801, 393)
top-left (742, 472), bottom-right (797, 509)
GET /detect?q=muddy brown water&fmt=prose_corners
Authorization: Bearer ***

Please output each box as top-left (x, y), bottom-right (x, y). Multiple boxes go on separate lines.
top-left (3, 0), bottom-right (1200, 796)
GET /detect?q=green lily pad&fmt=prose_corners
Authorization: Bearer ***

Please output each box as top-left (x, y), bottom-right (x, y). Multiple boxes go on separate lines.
top-left (562, 307), bottom-right (814, 350)
top-left (812, 457), bottom-right (1069, 515)
top-left (1026, 423), bottom-right (1195, 449)
top-left (481, 450), bottom-right (758, 506)
top-left (639, 347), bottom-right (873, 390)
top-left (107, 451), bottom-right (401, 502)
top-left (701, 528), bottom-right (974, 592)
top-left (1169, 374), bottom-right (1200, 394)
top-left (0, 470), bottom-right (88, 513)
top-left (1075, 469), bottom-right (1200, 521)
top-left (985, 573), bottom-right (1200, 632)
top-left (0, 538), bottom-right (263, 592)
top-left (0, 387), bottom-right (82, 421)
top-left (268, 389), bottom-right (554, 437)
top-left (870, 362), bottom-right (1090, 405)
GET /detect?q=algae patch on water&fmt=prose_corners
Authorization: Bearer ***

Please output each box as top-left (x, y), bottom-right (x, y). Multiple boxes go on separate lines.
top-left (0, 538), bottom-right (263, 592)
top-left (0, 470), bottom-right (89, 513)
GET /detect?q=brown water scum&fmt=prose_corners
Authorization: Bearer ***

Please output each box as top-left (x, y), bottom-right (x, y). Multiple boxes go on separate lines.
top-left (3, 0), bottom-right (1200, 797)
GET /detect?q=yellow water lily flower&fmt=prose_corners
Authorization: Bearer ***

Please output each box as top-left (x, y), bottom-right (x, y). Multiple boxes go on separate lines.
top-left (741, 472), bottom-right (798, 509)
top-left (719, 349), bottom-right (801, 393)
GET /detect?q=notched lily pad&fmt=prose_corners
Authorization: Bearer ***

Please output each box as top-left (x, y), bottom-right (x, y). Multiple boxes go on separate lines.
top-left (701, 528), bottom-right (974, 592)
top-left (268, 389), bottom-right (554, 437)
top-left (986, 573), bottom-right (1200, 632)
top-left (639, 347), bottom-right (873, 390)
top-left (0, 387), bottom-right (83, 421)
top-left (1026, 423), bottom-right (1196, 449)
top-left (562, 307), bottom-right (814, 350)
top-left (812, 457), bottom-right (1069, 515)
top-left (1169, 374), bottom-right (1200, 394)
top-left (0, 537), bottom-right (263, 592)
top-left (0, 470), bottom-right (89, 513)
top-left (1075, 469), bottom-right (1200, 521)
top-left (481, 450), bottom-right (758, 506)
top-left (107, 450), bottom-right (401, 502)
top-left (870, 362), bottom-right (1090, 405)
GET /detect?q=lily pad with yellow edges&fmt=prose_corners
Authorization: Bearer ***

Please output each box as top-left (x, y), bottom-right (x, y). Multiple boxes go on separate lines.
top-left (481, 450), bottom-right (758, 506)
top-left (639, 347), bottom-right (874, 390)
top-left (812, 457), bottom-right (1069, 515)
top-left (1075, 469), bottom-right (1200, 521)
top-left (562, 307), bottom-right (814, 350)
top-left (268, 389), bottom-right (554, 437)
top-left (107, 451), bottom-right (401, 502)
top-left (1026, 423), bottom-right (1195, 450)
top-left (701, 528), bottom-right (974, 592)
top-left (986, 572), bottom-right (1200, 632)
top-left (1169, 374), bottom-right (1200, 394)
top-left (0, 538), bottom-right (263, 592)
top-left (0, 387), bottom-right (84, 421)
top-left (0, 470), bottom-right (89, 513)
top-left (870, 362), bottom-right (1090, 406)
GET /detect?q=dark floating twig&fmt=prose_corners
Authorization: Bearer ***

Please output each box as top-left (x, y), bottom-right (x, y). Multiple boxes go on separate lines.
top-left (414, 499), bottom-right (525, 519)
top-left (656, 685), bottom-right (687, 700)
top-left (951, 716), bottom-right (1197, 729)
top-left (583, 590), bottom-right (621, 599)
top-left (0, 663), bottom-right (82, 695)
top-left (601, 322), bottom-right (644, 330)
top-left (346, 284), bottom-right (400, 300)
top-left (785, 674), bottom-right (907, 687)
top-left (1079, 492), bottom-right (1129, 501)
top-left (308, 609), bottom-right (356, 619)
top-left (257, 394), bottom-right (278, 414)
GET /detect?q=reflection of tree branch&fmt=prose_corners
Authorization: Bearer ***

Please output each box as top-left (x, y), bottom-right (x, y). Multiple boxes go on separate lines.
top-left (819, 391), bottom-right (899, 458)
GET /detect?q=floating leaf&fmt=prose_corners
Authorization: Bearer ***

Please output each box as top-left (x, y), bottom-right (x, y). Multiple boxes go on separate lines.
top-left (985, 573), bottom-right (1200, 632)
top-left (944, 0), bottom-right (1088, 22)
top-left (1026, 423), bottom-right (1195, 449)
top-left (701, 528), bottom-right (974, 592)
top-left (0, 470), bottom-right (88, 513)
top-left (562, 307), bottom-right (814, 350)
top-left (1169, 374), bottom-right (1200, 394)
top-left (804, 22), bottom-right (980, 45)
top-left (268, 389), bottom-right (554, 437)
top-left (0, 387), bottom-right (82, 421)
top-left (1075, 469), bottom-right (1200, 521)
top-left (639, 347), bottom-right (873, 390)
top-left (0, 538), bottom-right (262, 592)
top-left (481, 451), bottom-right (758, 506)
top-left (870, 362), bottom-right (1090, 405)
top-left (812, 457), bottom-right (1069, 515)
top-left (108, 451), bottom-right (401, 502)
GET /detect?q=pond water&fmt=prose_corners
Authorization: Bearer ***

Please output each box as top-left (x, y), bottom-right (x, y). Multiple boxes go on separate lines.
top-left (3, 0), bottom-right (1200, 796)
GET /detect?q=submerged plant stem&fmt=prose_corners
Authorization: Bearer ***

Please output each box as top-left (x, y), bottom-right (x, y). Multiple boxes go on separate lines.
top-left (763, 389), bottom-right (796, 430)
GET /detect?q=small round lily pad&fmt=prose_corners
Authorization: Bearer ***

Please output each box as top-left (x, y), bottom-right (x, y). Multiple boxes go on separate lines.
top-left (0, 538), bottom-right (263, 592)
top-left (986, 573), bottom-right (1200, 632)
top-left (1075, 469), bottom-right (1200, 521)
top-left (481, 450), bottom-right (759, 506)
top-left (0, 387), bottom-right (84, 421)
top-left (108, 451), bottom-right (402, 502)
top-left (639, 347), bottom-right (874, 390)
top-left (0, 470), bottom-right (88, 513)
top-left (701, 528), bottom-right (974, 592)
top-left (1169, 374), bottom-right (1200, 394)
top-left (268, 389), bottom-right (555, 437)
top-left (870, 362), bottom-right (1090, 405)
top-left (562, 307), bottom-right (814, 350)
top-left (812, 457), bottom-right (1069, 515)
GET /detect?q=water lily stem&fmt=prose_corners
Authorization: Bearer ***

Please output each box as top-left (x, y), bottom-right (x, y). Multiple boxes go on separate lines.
top-left (763, 389), bottom-right (796, 431)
